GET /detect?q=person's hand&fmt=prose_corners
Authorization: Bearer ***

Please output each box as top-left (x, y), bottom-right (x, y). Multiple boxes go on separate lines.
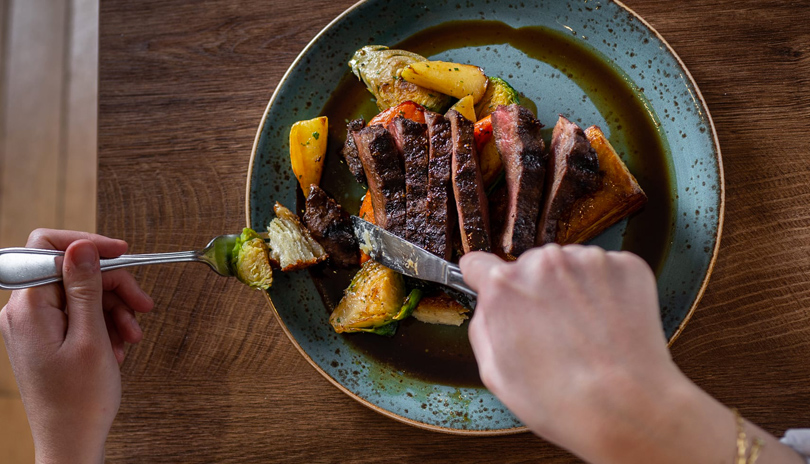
top-left (0, 229), bottom-right (154, 464)
top-left (461, 245), bottom-right (803, 464)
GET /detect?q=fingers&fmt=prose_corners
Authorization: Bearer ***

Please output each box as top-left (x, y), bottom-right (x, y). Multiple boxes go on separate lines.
top-left (459, 252), bottom-right (505, 291)
top-left (62, 240), bottom-right (106, 342)
top-left (102, 270), bottom-right (154, 313)
top-left (104, 311), bottom-right (125, 364)
top-left (102, 292), bottom-right (143, 344)
top-left (27, 228), bottom-right (128, 257)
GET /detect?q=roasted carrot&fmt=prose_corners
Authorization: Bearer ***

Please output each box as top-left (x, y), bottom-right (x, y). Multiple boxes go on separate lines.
top-left (358, 193), bottom-right (375, 264)
top-left (473, 114), bottom-right (493, 152)
top-left (369, 101), bottom-right (426, 128)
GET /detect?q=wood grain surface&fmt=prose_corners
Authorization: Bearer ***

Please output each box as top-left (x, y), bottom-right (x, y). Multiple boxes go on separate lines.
top-left (98, 0), bottom-right (810, 462)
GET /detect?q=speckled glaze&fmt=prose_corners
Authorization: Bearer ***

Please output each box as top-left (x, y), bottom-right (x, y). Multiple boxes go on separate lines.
top-left (246, 0), bottom-right (723, 434)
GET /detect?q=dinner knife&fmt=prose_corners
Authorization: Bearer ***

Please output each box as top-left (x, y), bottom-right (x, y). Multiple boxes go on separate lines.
top-left (351, 216), bottom-right (477, 299)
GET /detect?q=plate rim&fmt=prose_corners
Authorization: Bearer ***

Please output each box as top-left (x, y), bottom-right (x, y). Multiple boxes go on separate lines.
top-left (245, 0), bottom-right (725, 435)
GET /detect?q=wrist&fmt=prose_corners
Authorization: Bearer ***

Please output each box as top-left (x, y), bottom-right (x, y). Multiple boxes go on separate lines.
top-left (30, 416), bottom-right (108, 464)
top-left (582, 366), bottom-right (734, 464)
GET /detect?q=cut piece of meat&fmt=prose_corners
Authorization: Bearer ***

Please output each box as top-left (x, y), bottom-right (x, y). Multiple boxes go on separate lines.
top-left (424, 111), bottom-right (455, 259)
top-left (555, 125), bottom-right (647, 244)
top-left (536, 116), bottom-right (601, 245)
top-left (341, 118), bottom-right (367, 183)
top-left (353, 125), bottom-right (407, 237)
top-left (447, 109), bottom-right (491, 253)
top-left (303, 185), bottom-right (359, 267)
top-left (389, 116), bottom-right (430, 249)
top-left (491, 104), bottom-right (547, 258)
top-left (487, 182), bottom-right (512, 260)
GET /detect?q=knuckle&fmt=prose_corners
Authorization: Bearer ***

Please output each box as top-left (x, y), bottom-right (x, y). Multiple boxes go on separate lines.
top-left (27, 228), bottom-right (49, 246)
top-left (68, 282), bottom-right (101, 305)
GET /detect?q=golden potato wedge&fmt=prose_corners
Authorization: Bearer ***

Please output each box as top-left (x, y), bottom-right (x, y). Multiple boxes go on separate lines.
top-left (448, 95), bottom-right (477, 122)
top-left (412, 292), bottom-right (470, 326)
top-left (401, 61), bottom-right (488, 103)
top-left (555, 126), bottom-right (647, 244)
top-left (289, 116), bottom-right (327, 197)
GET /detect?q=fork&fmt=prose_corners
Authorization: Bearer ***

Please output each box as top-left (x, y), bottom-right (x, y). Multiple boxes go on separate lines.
top-left (0, 233), bottom-right (250, 290)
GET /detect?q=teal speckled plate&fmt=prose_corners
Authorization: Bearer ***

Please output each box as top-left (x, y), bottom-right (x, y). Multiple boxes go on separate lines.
top-left (246, 0), bottom-right (723, 434)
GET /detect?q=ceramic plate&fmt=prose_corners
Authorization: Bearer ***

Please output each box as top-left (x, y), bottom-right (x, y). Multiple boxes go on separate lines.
top-left (246, 0), bottom-right (723, 434)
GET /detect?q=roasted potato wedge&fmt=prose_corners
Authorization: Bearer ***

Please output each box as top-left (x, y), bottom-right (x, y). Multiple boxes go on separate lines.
top-left (401, 61), bottom-right (488, 103)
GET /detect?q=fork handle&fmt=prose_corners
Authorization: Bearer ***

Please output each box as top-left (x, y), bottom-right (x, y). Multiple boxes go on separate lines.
top-left (0, 247), bottom-right (200, 290)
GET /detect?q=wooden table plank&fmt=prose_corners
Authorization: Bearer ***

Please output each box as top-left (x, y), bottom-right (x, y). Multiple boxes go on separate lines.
top-left (98, 0), bottom-right (810, 462)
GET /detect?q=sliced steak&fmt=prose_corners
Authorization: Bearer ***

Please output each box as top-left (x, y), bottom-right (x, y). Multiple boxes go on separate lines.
top-left (424, 112), bottom-right (455, 259)
top-left (389, 117), bottom-right (430, 249)
top-left (487, 182), bottom-right (511, 260)
top-left (536, 116), bottom-right (601, 245)
top-left (491, 104), bottom-right (547, 258)
top-left (447, 110), bottom-right (491, 253)
top-left (303, 185), bottom-right (359, 267)
top-left (341, 118), bottom-right (367, 183)
top-left (353, 125), bottom-right (407, 237)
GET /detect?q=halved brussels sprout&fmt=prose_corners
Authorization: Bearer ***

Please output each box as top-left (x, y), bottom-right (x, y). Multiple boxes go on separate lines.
top-left (231, 228), bottom-right (273, 290)
top-left (349, 45), bottom-right (452, 113)
top-left (330, 261), bottom-right (405, 334)
top-left (475, 76), bottom-right (520, 119)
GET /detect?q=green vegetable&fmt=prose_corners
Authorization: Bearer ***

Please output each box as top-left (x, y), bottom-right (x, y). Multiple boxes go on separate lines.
top-left (394, 288), bottom-right (422, 321)
top-left (348, 45), bottom-right (452, 113)
top-left (474, 76), bottom-right (520, 119)
top-left (231, 228), bottom-right (273, 290)
top-left (329, 261), bottom-right (406, 334)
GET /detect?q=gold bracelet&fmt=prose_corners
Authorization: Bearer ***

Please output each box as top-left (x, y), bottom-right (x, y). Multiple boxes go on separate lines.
top-left (733, 408), bottom-right (765, 464)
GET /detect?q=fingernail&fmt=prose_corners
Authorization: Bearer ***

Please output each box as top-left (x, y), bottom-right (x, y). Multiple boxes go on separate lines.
top-left (70, 241), bottom-right (99, 272)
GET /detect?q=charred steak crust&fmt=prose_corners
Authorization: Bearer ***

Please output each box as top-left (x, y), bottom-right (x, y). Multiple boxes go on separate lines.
top-left (389, 117), bottom-right (431, 249)
top-left (341, 118), bottom-right (367, 183)
top-left (448, 110), bottom-right (491, 253)
top-left (424, 112), bottom-right (455, 259)
top-left (537, 116), bottom-right (601, 245)
top-left (303, 185), bottom-right (359, 267)
top-left (491, 104), bottom-right (547, 258)
top-left (353, 125), bottom-right (407, 237)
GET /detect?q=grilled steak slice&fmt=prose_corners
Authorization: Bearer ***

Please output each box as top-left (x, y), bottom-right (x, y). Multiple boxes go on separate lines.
top-left (341, 118), bottom-right (367, 183)
top-left (353, 125), bottom-right (407, 237)
top-left (536, 116), bottom-right (601, 245)
top-left (448, 109), bottom-right (491, 253)
top-left (424, 112), bottom-right (454, 259)
top-left (491, 104), bottom-right (547, 258)
top-left (303, 185), bottom-right (359, 267)
top-left (389, 117), bottom-right (430, 249)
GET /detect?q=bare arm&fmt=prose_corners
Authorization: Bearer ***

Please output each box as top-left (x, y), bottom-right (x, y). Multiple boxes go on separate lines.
top-left (461, 245), bottom-right (803, 464)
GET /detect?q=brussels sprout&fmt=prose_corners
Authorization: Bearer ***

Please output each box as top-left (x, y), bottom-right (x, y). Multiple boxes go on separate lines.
top-left (330, 260), bottom-right (410, 335)
top-left (474, 76), bottom-right (520, 119)
top-left (231, 228), bottom-right (273, 290)
top-left (349, 45), bottom-right (452, 113)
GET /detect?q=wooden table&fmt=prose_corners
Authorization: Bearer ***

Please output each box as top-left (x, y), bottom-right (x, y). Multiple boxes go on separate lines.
top-left (98, 0), bottom-right (810, 461)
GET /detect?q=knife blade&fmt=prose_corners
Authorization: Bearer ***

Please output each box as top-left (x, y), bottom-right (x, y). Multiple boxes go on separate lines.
top-left (351, 216), bottom-right (477, 299)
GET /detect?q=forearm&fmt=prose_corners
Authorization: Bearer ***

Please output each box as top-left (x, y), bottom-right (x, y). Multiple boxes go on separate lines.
top-left (580, 373), bottom-right (803, 464)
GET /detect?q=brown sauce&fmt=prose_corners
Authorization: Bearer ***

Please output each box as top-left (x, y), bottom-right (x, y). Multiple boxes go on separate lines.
top-left (308, 21), bottom-right (673, 389)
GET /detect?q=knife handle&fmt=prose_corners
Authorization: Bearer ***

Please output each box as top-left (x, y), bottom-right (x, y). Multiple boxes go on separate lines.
top-left (446, 263), bottom-right (477, 299)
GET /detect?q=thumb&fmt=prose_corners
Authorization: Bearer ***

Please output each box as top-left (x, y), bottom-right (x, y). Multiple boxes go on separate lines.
top-left (63, 240), bottom-right (106, 341)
